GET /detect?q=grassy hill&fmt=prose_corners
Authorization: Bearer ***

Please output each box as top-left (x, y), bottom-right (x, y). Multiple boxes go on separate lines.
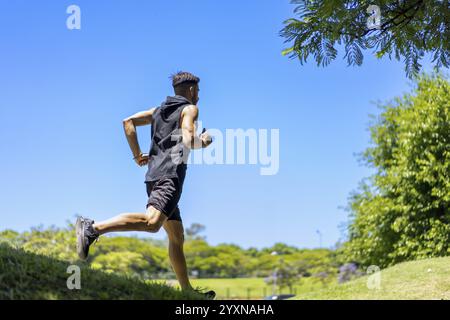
top-left (296, 256), bottom-right (450, 300)
top-left (0, 243), bottom-right (203, 300)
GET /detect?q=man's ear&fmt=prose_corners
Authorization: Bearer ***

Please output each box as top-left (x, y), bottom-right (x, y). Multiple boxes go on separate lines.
top-left (189, 85), bottom-right (195, 97)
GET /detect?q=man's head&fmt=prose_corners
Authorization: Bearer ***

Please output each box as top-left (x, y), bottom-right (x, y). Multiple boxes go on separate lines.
top-left (171, 71), bottom-right (200, 105)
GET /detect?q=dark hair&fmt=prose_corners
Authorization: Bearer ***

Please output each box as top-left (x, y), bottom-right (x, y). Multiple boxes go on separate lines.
top-left (171, 71), bottom-right (200, 88)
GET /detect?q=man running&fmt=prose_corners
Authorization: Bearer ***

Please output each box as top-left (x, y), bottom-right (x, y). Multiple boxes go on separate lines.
top-left (75, 71), bottom-right (215, 299)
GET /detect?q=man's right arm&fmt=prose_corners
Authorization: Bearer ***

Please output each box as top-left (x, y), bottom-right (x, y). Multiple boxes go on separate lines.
top-left (123, 107), bottom-right (156, 164)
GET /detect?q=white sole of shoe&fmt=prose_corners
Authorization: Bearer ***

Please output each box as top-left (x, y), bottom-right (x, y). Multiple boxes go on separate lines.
top-left (76, 217), bottom-right (87, 260)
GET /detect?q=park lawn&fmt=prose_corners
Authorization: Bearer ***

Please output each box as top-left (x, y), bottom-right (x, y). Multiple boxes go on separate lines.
top-left (156, 257), bottom-right (450, 300)
top-left (295, 256), bottom-right (450, 300)
top-left (155, 277), bottom-right (332, 300)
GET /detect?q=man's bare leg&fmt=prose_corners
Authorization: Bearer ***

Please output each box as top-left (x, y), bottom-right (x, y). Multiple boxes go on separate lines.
top-left (93, 206), bottom-right (168, 235)
top-left (163, 220), bottom-right (193, 291)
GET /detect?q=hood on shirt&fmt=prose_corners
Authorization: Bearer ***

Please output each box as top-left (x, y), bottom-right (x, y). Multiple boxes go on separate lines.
top-left (159, 95), bottom-right (191, 120)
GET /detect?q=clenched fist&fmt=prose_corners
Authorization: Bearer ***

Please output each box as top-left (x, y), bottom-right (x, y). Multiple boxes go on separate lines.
top-left (134, 153), bottom-right (149, 167)
top-left (200, 128), bottom-right (213, 148)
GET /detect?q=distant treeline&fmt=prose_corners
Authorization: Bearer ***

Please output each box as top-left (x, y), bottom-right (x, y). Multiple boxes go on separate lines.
top-left (0, 226), bottom-right (337, 282)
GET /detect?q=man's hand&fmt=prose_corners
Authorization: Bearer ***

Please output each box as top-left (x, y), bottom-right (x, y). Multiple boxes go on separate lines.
top-left (200, 129), bottom-right (213, 148)
top-left (134, 152), bottom-right (149, 167)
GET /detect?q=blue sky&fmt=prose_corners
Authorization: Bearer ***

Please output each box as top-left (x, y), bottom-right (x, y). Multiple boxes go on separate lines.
top-left (0, 1), bottom-right (435, 249)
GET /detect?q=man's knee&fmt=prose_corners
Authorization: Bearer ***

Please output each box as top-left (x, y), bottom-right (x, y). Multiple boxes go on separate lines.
top-left (144, 208), bottom-right (166, 233)
top-left (146, 220), bottom-right (163, 233)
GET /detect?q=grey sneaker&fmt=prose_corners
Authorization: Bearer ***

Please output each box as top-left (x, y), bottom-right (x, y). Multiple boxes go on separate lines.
top-left (195, 289), bottom-right (216, 300)
top-left (76, 216), bottom-right (100, 260)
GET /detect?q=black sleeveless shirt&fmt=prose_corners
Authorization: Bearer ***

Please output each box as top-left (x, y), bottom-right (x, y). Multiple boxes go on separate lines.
top-left (145, 95), bottom-right (191, 184)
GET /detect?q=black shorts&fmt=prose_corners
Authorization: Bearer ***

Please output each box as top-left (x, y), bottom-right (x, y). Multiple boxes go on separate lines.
top-left (145, 178), bottom-right (182, 221)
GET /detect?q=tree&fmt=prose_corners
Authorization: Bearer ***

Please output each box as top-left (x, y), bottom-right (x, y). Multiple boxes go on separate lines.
top-left (280, 0), bottom-right (449, 77)
top-left (342, 74), bottom-right (450, 267)
top-left (185, 223), bottom-right (206, 240)
top-left (265, 260), bottom-right (299, 293)
top-left (277, 263), bottom-right (299, 293)
top-left (91, 251), bottom-right (149, 277)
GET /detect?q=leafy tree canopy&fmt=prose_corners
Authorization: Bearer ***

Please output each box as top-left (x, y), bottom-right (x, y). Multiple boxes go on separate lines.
top-left (281, 0), bottom-right (449, 77)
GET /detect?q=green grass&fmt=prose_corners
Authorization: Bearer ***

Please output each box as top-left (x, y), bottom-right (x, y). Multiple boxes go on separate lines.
top-left (158, 257), bottom-right (450, 300)
top-left (295, 256), bottom-right (450, 300)
top-left (0, 243), bottom-right (203, 300)
top-left (156, 277), bottom-right (330, 300)
top-left (4, 239), bottom-right (448, 300)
